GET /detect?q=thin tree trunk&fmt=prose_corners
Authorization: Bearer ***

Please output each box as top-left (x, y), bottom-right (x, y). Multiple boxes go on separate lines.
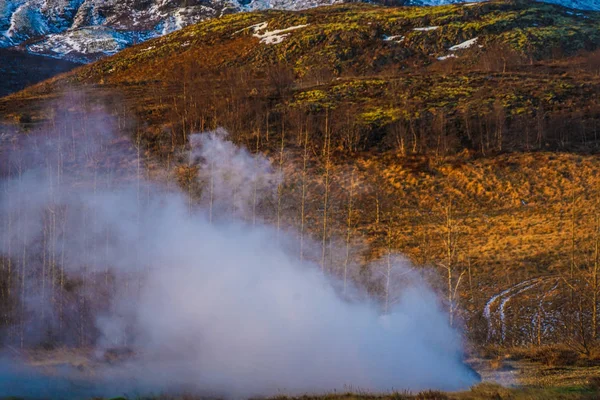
top-left (445, 200), bottom-right (455, 327)
top-left (252, 129), bottom-right (260, 226)
top-left (300, 127), bottom-right (309, 262)
top-left (384, 221), bottom-right (393, 314)
top-left (343, 168), bottom-right (355, 295)
top-left (321, 110), bottom-right (330, 272)
top-left (42, 210), bottom-right (47, 322)
top-left (571, 191), bottom-right (576, 285)
top-left (209, 160), bottom-right (214, 223)
top-left (593, 213), bottom-right (599, 340)
top-left (277, 123), bottom-right (285, 238)
top-left (3, 172), bottom-right (11, 329)
top-left (59, 204), bottom-right (67, 331)
top-left (19, 163), bottom-right (26, 348)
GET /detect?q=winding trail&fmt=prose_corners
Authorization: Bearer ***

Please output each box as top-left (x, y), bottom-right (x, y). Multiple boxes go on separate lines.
top-left (530, 280), bottom-right (560, 339)
top-left (484, 276), bottom-right (558, 341)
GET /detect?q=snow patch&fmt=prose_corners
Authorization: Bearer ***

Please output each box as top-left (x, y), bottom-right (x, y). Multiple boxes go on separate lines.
top-left (437, 54), bottom-right (457, 60)
top-left (413, 26), bottom-right (439, 31)
top-left (26, 26), bottom-right (135, 63)
top-left (251, 22), bottom-right (309, 45)
top-left (383, 35), bottom-right (405, 43)
top-left (0, 0), bottom-right (223, 60)
top-left (565, 10), bottom-right (588, 17)
top-left (449, 37), bottom-right (478, 51)
top-left (483, 278), bottom-right (554, 340)
top-left (3, 0), bottom-right (600, 65)
top-left (240, 0), bottom-right (345, 12)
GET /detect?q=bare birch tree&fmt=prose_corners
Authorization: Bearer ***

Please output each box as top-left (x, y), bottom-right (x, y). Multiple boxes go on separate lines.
top-left (300, 126), bottom-right (309, 262)
top-left (321, 110), bottom-right (331, 271)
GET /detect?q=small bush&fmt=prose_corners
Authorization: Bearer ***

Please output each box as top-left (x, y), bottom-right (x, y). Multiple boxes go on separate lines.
top-left (488, 357), bottom-right (503, 370)
top-left (415, 391), bottom-right (448, 400)
top-left (587, 376), bottom-right (600, 390)
top-left (17, 113), bottom-right (32, 124)
top-left (480, 345), bottom-right (502, 359)
top-left (503, 346), bottom-right (536, 361)
top-left (488, 357), bottom-right (516, 371)
top-left (389, 392), bottom-right (412, 400)
top-left (492, 346), bottom-right (582, 366)
top-left (468, 383), bottom-right (511, 399)
top-left (588, 347), bottom-right (600, 363)
top-left (575, 356), bottom-right (600, 367)
top-left (535, 346), bottom-right (580, 367)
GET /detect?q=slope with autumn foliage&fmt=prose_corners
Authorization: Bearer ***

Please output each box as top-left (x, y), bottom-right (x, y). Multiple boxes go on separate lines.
top-left (1, 0), bottom-right (600, 349)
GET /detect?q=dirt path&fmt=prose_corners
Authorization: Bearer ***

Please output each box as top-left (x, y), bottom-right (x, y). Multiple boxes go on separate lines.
top-left (484, 276), bottom-right (559, 341)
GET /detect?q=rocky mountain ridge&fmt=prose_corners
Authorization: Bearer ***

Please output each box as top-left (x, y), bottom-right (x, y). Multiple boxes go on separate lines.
top-left (0, 0), bottom-right (345, 62)
top-left (2, 0), bottom-right (599, 63)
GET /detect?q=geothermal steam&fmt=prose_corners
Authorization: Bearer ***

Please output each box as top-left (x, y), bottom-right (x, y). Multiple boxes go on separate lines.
top-left (0, 114), bottom-right (478, 397)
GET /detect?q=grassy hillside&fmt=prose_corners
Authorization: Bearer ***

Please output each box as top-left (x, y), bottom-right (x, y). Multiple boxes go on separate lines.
top-left (4, 0), bottom-right (600, 154)
top-left (66, 0), bottom-right (600, 80)
top-left (1, 0), bottom-right (600, 349)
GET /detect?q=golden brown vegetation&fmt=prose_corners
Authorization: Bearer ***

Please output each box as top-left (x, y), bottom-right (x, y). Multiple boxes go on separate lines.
top-left (1, 0), bottom-right (600, 351)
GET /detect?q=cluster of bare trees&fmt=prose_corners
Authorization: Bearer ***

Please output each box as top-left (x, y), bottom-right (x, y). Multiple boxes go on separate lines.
top-left (553, 194), bottom-right (600, 354)
top-left (134, 51), bottom-right (600, 164)
top-left (1, 111), bottom-right (598, 351)
top-left (133, 61), bottom-right (600, 350)
top-left (0, 103), bottom-right (149, 348)
top-left (2, 58), bottom-right (600, 352)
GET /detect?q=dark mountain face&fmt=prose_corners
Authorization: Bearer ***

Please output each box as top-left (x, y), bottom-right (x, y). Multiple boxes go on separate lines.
top-left (0, 48), bottom-right (78, 98)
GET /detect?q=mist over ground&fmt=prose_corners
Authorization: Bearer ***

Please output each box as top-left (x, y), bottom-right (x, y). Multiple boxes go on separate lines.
top-left (0, 101), bottom-right (479, 398)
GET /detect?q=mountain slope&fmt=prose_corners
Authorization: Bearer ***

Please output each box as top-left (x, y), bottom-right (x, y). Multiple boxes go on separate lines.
top-left (5, 0), bottom-right (600, 142)
top-left (1, 0), bottom-right (600, 64)
top-left (2, 1), bottom-right (600, 345)
top-left (0, 0), bottom-right (346, 62)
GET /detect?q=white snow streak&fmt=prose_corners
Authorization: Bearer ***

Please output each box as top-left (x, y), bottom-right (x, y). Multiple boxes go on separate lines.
top-left (449, 37), bottom-right (478, 51)
top-left (383, 35), bottom-right (405, 43)
top-left (484, 277), bottom-right (559, 341)
top-left (437, 54), bottom-right (457, 60)
top-left (251, 22), bottom-right (309, 45)
top-left (413, 26), bottom-right (439, 31)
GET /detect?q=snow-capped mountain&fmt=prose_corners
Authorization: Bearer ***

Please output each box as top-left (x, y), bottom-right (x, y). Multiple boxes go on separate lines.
top-left (0, 0), bottom-right (345, 62)
top-left (0, 0), bottom-right (598, 63)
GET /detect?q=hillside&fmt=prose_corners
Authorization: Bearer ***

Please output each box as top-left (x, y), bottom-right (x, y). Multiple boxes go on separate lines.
top-left (5, 0), bottom-right (600, 153)
top-left (2, 0), bottom-right (600, 351)
top-left (0, 0), bottom-right (360, 64)
top-left (2, 0), bottom-right (600, 65)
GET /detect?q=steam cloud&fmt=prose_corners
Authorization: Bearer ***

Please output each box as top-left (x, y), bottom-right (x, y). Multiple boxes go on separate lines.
top-left (0, 106), bottom-right (479, 398)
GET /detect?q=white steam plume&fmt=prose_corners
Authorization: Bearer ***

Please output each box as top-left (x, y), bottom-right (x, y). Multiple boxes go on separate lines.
top-left (0, 107), bottom-right (479, 398)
